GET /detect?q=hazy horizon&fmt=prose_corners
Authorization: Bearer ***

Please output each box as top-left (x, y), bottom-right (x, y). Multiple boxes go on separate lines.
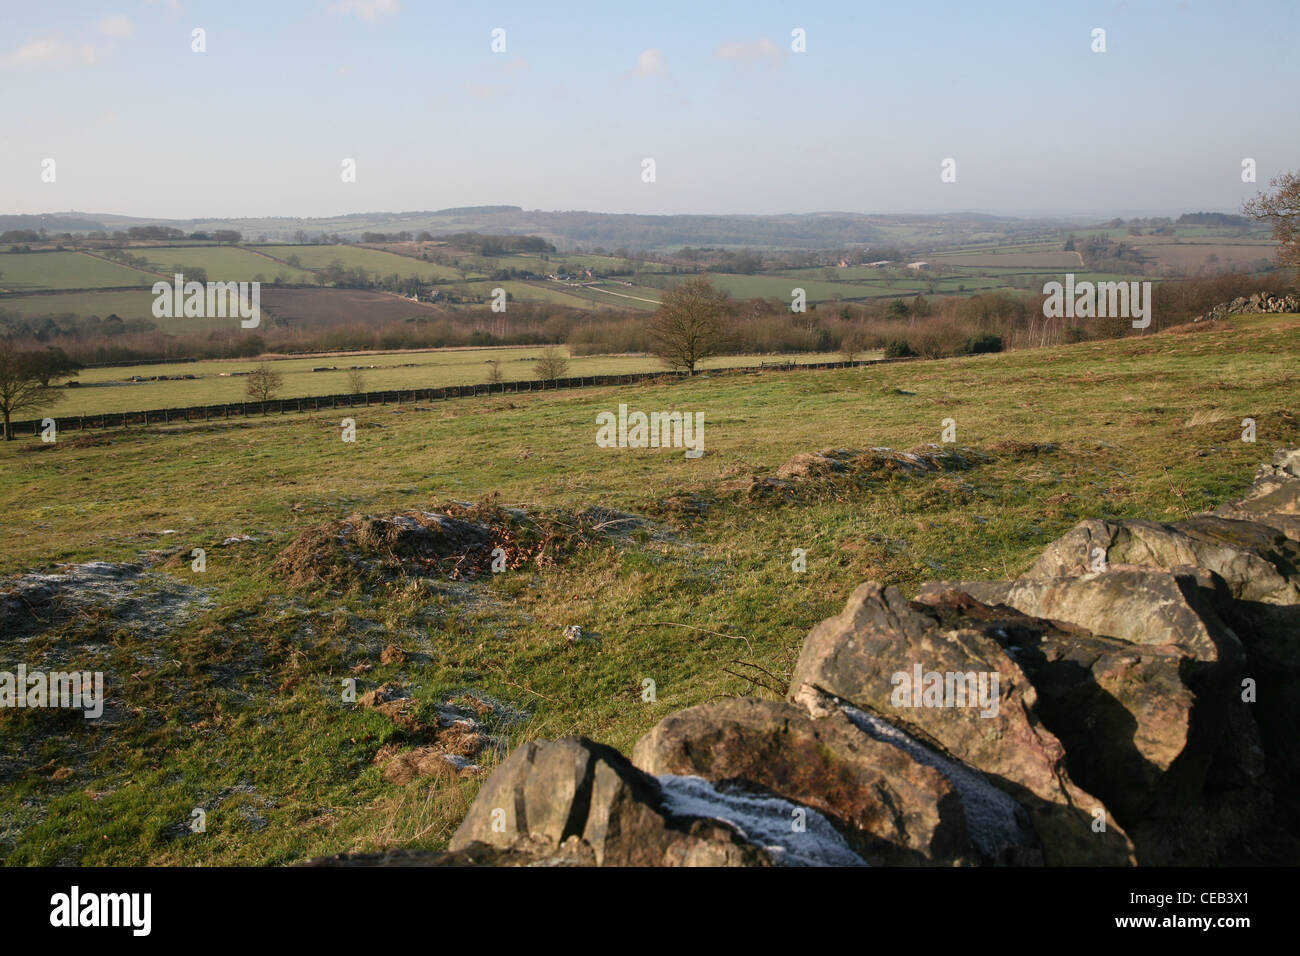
top-left (7, 203), bottom-right (1259, 224)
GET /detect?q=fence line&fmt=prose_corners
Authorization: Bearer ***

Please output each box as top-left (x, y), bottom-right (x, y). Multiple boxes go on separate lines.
top-left (8, 357), bottom-right (913, 437)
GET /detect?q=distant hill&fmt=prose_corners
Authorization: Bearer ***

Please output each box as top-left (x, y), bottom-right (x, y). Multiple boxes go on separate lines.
top-left (11, 207), bottom-right (1074, 252)
top-left (10, 206), bottom-right (1266, 252)
top-left (0, 213), bottom-right (108, 233)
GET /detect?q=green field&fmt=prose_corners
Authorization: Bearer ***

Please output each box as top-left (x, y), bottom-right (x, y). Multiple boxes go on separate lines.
top-left (0, 314), bottom-right (1294, 864)
top-left (135, 246), bottom-right (317, 284)
top-left (46, 348), bottom-right (867, 416)
top-left (0, 289), bottom-right (160, 321)
top-left (0, 252), bottom-right (154, 291)
top-left (255, 244), bottom-right (472, 281)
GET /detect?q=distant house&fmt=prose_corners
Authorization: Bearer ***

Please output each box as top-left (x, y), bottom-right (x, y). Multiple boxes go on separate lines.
top-left (866, 259), bottom-right (892, 267)
top-left (906, 261), bottom-right (930, 270)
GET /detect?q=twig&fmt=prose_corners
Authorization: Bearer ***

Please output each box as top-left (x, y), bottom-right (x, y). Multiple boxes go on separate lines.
top-left (489, 670), bottom-right (560, 704)
top-left (628, 621), bottom-right (753, 655)
top-left (727, 658), bottom-right (788, 691)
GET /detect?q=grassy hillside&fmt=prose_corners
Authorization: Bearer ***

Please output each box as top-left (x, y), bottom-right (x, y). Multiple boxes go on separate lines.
top-left (0, 314), bottom-right (1295, 864)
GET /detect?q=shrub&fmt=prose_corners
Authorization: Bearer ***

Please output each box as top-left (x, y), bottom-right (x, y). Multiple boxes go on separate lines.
top-left (884, 338), bottom-right (915, 358)
top-left (962, 333), bottom-right (1004, 354)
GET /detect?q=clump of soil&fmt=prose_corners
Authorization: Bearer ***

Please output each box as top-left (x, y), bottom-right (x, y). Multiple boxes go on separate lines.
top-left (271, 495), bottom-right (617, 590)
top-left (361, 684), bottom-right (509, 784)
top-left (715, 443), bottom-right (1062, 505)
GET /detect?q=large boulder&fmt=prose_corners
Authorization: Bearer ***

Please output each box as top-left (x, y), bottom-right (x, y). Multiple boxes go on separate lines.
top-left (632, 697), bottom-right (985, 865)
top-left (1022, 509), bottom-right (1300, 784)
top-left (447, 737), bottom-right (774, 866)
top-left (1024, 515), bottom-right (1300, 607)
top-left (914, 582), bottom-right (1266, 863)
top-left (1213, 447), bottom-right (1300, 541)
top-left (787, 582), bottom-right (1135, 865)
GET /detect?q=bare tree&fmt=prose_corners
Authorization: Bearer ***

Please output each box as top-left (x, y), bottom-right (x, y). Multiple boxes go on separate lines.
top-left (1245, 170), bottom-right (1300, 276)
top-left (486, 358), bottom-right (504, 384)
top-left (246, 363), bottom-right (284, 403)
top-left (345, 368), bottom-right (367, 395)
top-left (0, 350), bottom-right (68, 440)
top-left (646, 277), bottom-right (730, 373)
top-left (534, 347), bottom-right (569, 381)
top-left (840, 329), bottom-right (867, 363)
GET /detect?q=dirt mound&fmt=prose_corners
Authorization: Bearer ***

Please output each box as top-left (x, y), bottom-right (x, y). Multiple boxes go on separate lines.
top-left (272, 496), bottom-right (619, 590)
top-left (721, 445), bottom-right (992, 502)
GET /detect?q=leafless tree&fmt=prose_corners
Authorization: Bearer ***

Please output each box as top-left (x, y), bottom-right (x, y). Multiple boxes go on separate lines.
top-left (646, 277), bottom-right (730, 373)
top-left (1245, 170), bottom-right (1300, 276)
top-left (246, 363), bottom-right (284, 403)
top-left (534, 347), bottom-right (569, 381)
top-left (0, 351), bottom-right (68, 440)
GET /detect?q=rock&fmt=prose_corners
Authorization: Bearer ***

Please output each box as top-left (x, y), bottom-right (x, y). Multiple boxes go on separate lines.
top-left (1214, 448), bottom-right (1300, 540)
top-left (915, 582), bottom-right (1262, 862)
top-left (1022, 511), bottom-right (1300, 783)
top-left (1194, 292), bottom-right (1300, 322)
top-left (1024, 515), bottom-right (1300, 607)
top-left (448, 737), bottom-right (772, 866)
top-left (632, 697), bottom-right (980, 865)
top-left (925, 566), bottom-right (1242, 664)
top-left (787, 582), bottom-right (1136, 865)
top-left (563, 625), bottom-right (583, 644)
top-left (300, 844), bottom-right (576, 867)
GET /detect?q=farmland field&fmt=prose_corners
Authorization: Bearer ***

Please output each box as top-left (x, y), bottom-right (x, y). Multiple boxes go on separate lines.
top-left (254, 244), bottom-right (473, 281)
top-left (927, 250), bottom-right (1085, 269)
top-left (0, 251), bottom-right (154, 291)
top-left (134, 246), bottom-right (318, 284)
top-left (42, 348), bottom-right (868, 416)
top-left (1125, 236), bottom-right (1279, 271)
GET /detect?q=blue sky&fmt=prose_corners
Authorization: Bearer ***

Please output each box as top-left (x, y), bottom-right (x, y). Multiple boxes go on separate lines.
top-left (2, 0), bottom-right (1296, 219)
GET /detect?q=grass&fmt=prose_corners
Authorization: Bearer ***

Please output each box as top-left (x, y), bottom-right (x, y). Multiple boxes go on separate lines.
top-left (0, 313), bottom-right (1296, 864)
top-left (44, 348), bottom-right (867, 417)
top-left (135, 246), bottom-right (318, 284)
top-left (0, 252), bottom-right (154, 291)
top-left (0, 289), bottom-right (163, 321)
top-left (255, 245), bottom-right (472, 282)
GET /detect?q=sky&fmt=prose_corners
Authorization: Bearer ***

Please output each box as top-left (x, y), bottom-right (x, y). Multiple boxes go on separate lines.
top-left (1, 0), bottom-right (1297, 220)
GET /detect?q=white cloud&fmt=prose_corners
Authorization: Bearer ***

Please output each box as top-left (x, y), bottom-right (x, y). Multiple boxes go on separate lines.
top-left (5, 38), bottom-right (61, 66)
top-left (716, 38), bottom-right (780, 68)
top-left (98, 14), bottom-right (135, 38)
top-left (330, 0), bottom-right (401, 22)
top-left (631, 48), bottom-right (666, 76)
